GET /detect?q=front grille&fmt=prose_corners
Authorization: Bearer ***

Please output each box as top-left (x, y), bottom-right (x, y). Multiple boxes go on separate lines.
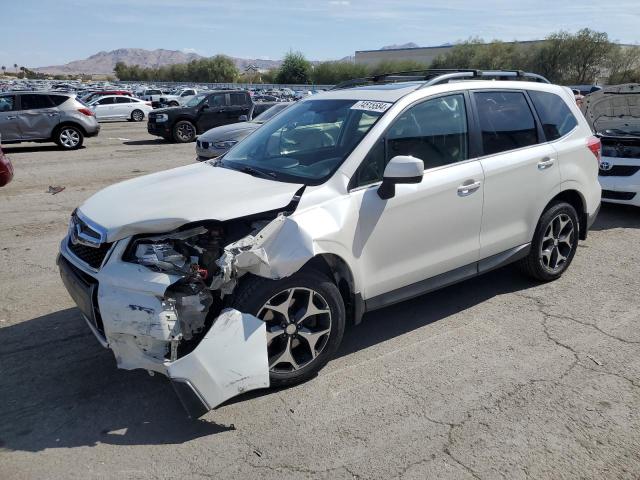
top-left (67, 239), bottom-right (113, 269)
top-left (599, 165), bottom-right (640, 177)
top-left (601, 190), bottom-right (637, 201)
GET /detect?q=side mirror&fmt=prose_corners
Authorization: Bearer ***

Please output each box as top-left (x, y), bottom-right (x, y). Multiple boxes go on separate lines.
top-left (238, 115), bottom-right (248, 122)
top-left (377, 155), bottom-right (424, 200)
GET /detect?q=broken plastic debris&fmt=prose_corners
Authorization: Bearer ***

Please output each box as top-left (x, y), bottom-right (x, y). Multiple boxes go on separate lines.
top-left (47, 185), bottom-right (65, 195)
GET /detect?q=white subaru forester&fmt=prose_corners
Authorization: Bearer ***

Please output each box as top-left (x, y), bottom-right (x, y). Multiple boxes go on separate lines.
top-left (58, 70), bottom-right (601, 417)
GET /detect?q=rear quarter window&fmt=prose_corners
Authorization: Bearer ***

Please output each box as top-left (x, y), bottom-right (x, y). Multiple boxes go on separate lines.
top-left (529, 90), bottom-right (578, 141)
top-left (49, 95), bottom-right (70, 107)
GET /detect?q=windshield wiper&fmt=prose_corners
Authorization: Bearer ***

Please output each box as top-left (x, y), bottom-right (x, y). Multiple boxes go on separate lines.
top-left (240, 166), bottom-right (277, 179)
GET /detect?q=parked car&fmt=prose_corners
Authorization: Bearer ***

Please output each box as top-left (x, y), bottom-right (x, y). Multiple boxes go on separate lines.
top-left (0, 92), bottom-right (100, 149)
top-left (159, 88), bottom-right (198, 107)
top-left (582, 83), bottom-right (640, 206)
top-left (88, 95), bottom-right (153, 122)
top-left (83, 90), bottom-right (134, 103)
top-left (138, 89), bottom-right (164, 106)
top-left (0, 137), bottom-right (14, 187)
top-left (58, 70), bottom-right (600, 417)
top-left (147, 90), bottom-right (253, 143)
top-left (196, 102), bottom-right (292, 160)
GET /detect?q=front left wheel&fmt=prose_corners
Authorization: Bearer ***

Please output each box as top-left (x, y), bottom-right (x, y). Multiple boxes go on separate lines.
top-left (230, 270), bottom-right (346, 387)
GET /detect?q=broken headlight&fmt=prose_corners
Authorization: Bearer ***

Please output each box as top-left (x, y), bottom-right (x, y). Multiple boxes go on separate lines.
top-left (126, 225), bottom-right (224, 279)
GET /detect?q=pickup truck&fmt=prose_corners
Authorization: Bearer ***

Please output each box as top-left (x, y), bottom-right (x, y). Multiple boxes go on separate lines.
top-left (138, 89), bottom-right (165, 107)
top-left (159, 88), bottom-right (198, 107)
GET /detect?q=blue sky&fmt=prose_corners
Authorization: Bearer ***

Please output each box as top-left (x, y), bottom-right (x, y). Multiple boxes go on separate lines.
top-left (1, 0), bottom-right (639, 68)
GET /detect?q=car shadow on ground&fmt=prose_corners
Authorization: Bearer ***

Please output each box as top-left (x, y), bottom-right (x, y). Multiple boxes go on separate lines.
top-left (590, 203), bottom-right (639, 231)
top-left (123, 139), bottom-right (171, 146)
top-left (3, 145), bottom-right (85, 154)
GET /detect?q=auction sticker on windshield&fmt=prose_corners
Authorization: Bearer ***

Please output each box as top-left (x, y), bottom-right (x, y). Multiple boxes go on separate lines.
top-left (350, 100), bottom-right (393, 113)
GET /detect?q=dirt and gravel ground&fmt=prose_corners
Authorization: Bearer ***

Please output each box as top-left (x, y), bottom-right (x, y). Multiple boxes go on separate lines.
top-left (1, 122), bottom-right (639, 480)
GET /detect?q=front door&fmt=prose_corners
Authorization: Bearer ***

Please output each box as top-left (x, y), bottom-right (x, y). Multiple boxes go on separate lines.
top-left (197, 93), bottom-right (227, 132)
top-left (16, 94), bottom-right (60, 139)
top-left (349, 93), bottom-right (485, 300)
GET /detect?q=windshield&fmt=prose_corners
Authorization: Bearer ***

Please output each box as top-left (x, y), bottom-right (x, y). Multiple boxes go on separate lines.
top-left (220, 99), bottom-right (388, 184)
top-left (185, 93), bottom-right (207, 107)
top-left (252, 103), bottom-right (291, 123)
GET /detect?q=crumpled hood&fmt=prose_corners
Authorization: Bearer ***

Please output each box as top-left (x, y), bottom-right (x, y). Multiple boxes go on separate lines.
top-left (199, 122), bottom-right (258, 142)
top-left (582, 83), bottom-right (640, 133)
top-left (78, 162), bottom-right (303, 242)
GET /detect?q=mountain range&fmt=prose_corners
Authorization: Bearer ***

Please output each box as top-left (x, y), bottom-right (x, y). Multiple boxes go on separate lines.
top-left (35, 48), bottom-right (284, 75)
top-left (35, 44), bottom-right (426, 75)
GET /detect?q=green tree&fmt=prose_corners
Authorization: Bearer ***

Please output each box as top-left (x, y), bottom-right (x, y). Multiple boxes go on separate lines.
top-left (276, 51), bottom-right (312, 84)
top-left (311, 61), bottom-right (368, 84)
top-left (607, 46), bottom-right (640, 84)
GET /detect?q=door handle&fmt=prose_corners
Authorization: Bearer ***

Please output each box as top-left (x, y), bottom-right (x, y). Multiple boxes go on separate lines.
top-left (537, 157), bottom-right (555, 170)
top-left (457, 180), bottom-right (482, 196)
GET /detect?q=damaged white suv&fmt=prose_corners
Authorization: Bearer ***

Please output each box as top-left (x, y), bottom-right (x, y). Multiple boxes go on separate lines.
top-left (58, 70), bottom-right (601, 417)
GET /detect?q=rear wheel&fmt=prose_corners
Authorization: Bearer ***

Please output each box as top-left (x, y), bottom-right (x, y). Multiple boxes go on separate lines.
top-left (517, 202), bottom-right (579, 281)
top-left (172, 120), bottom-right (196, 143)
top-left (55, 126), bottom-right (84, 150)
top-left (230, 270), bottom-right (346, 387)
top-left (131, 109), bottom-right (144, 122)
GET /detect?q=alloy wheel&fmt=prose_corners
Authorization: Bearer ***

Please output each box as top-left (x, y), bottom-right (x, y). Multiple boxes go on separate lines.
top-left (59, 128), bottom-right (80, 148)
top-left (539, 213), bottom-right (574, 272)
top-left (132, 110), bottom-right (144, 122)
top-left (176, 122), bottom-right (195, 141)
top-left (257, 287), bottom-right (332, 373)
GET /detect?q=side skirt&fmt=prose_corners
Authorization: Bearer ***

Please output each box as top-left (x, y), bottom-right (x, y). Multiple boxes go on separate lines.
top-left (364, 243), bottom-right (530, 313)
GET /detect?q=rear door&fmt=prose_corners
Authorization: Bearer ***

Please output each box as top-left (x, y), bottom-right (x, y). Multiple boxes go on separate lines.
top-left (196, 93), bottom-right (227, 131)
top-left (0, 95), bottom-right (21, 141)
top-left (16, 94), bottom-right (60, 139)
top-left (228, 92), bottom-right (251, 123)
top-left (472, 90), bottom-right (561, 259)
top-left (114, 97), bottom-right (133, 118)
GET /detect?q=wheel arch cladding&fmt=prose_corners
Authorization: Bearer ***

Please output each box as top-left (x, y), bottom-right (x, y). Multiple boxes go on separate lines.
top-left (545, 189), bottom-right (588, 240)
top-left (302, 253), bottom-right (362, 324)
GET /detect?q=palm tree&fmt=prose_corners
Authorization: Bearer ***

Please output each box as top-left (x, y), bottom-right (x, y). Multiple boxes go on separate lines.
top-left (13, 63), bottom-right (18, 74)
top-left (1, 66), bottom-right (5, 76)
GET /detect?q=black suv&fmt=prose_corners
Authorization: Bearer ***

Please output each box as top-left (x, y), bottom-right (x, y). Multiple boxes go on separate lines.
top-left (147, 90), bottom-right (253, 143)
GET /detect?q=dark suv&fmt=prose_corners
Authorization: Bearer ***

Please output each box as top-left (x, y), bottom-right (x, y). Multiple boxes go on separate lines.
top-left (0, 92), bottom-right (100, 149)
top-left (147, 90), bottom-right (253, 143)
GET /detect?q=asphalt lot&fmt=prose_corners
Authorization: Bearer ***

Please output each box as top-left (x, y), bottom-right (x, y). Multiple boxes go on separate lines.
top-left (1, 121), bottom-right (639, 480)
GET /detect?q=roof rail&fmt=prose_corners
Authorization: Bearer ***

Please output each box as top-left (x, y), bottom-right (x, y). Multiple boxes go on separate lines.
top-left (330, 69), bottom-right (550, 91)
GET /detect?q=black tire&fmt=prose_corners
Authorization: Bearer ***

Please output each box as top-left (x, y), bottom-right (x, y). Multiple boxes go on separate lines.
top-left (172, 120), bottom-right (196, 143)
top-left (55, 125), bottom-right (84, 150)
top-left (131, 109), bottom-right (145, 122)
top-left (517, 202), bottom-right (579, 282)
top-left (230, 270), bottom-right (346, 387)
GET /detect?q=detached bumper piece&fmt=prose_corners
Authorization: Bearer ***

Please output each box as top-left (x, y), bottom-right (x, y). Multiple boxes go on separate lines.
top-left (167, 309), bottom-right (269, 417)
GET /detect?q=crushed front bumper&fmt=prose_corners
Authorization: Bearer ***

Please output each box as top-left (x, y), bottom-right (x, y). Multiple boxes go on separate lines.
top-left (57, 238), bottom-right (269, 417)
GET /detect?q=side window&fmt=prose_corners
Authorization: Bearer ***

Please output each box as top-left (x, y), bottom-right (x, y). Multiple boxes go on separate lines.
top-left (529, 90), bottom-right (578, 141)
top-left (19, 94), bottom-right (54, 110)
top-left (208, 94), bottom-right (226, 107)
top-left (97, 97), bottom-right (115, 105)
top-left (352, 94), bottom-right (469, 188)
top-left (474, 91), bottom-right (538, 155)
top-left (387, 94), bottom-right (468, 168)
top-left (48, 95), bottom-right (69, 106)
top-left (0, 96), bottom-right (15, 112)
top-left (230, 93), bottom-right (247, 106)
top-left (115, 97), bottom-right (131, 103)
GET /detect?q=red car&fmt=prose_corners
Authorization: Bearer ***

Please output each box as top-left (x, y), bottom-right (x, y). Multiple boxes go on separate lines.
top-left (0, 144), bottom-right (14, 187)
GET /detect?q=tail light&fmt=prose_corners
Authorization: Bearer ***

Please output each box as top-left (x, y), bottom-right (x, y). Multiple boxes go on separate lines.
top-left (77, 108), bottom-right (94, 117)
top-left (587, 136), bottom-right (601, 163)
